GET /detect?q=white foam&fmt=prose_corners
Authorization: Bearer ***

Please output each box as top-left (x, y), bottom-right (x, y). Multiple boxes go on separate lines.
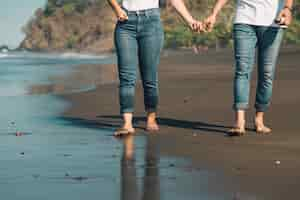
top-left (0, 54), bottom-right (8, 58)
top-left (1, 49), bottom-right (8, 53)
top-left (59, 52), bottom-right (109, 60)
top-left (0, 51), bottom-right (111, 61)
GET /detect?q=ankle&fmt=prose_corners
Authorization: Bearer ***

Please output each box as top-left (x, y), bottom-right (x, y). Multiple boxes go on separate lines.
top-left (235, 110), bottom-right (245, 126)
top-left (147, 113), bottom-right (157, 123)
top-left (255, 117), bottom-right (264, 125)
top-left (235, 120), bottom-right (245, 128)
top-left (123, 123), bottom-right (133, 129)
top-left (122, 113), bottom-right (133, 129)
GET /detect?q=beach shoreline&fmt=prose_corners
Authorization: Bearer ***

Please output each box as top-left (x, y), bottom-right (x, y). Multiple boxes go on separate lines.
top-left (60, 47), bottom-right (300, 199)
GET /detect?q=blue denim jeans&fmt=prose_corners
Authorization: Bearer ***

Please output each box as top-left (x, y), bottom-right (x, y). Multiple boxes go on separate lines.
top-left (233, 24), bottom-right (284, 112)
top-left (114, 8), bottom-right (164, 114)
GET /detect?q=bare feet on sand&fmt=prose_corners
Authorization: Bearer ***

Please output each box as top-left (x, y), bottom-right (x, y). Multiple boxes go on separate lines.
top-left (146, 112), bottom-right (160, 132)
top-left (255, 112), bottom-right (272, 135)
top-left (228, 119), bottom-right (246, 136)
top-left (114, 127), bottom-right (135, 137)
top-left (114, 113), bottom-right (135, 137)
top-left (255, 120), bottom-right (272, 135)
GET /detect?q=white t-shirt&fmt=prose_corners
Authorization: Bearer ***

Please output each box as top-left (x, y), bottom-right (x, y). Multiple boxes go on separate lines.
top-left (122, 0), bottom-right (159, 11)
top-left (234, 0), bottom-right (285, 26)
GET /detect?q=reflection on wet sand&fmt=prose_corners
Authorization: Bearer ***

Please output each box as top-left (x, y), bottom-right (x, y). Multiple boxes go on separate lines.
top-left (121, 135), bottom-right (160, 200)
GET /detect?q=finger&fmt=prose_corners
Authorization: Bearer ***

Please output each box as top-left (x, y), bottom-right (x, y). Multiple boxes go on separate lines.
top-left (192, 23), bottom-right (199, 31)
top-left (198, 23), bottom-right (206, 33)
top-left (119, 15), bottom-right (128, 21)
top-left (276, 12), bottom-right (284, 24)
top-left (118, 17), bottom-right (126, 22)
top-left (207, 25), bottom-right (213, 32)
top-left (280, 16), bottom-right (286, 25)
top-left (191, 23), bottom-right (197, 30)
top-left (198, 27), bottom-right (206, 33)
top-left (205, 22), bottom-right (212, 32)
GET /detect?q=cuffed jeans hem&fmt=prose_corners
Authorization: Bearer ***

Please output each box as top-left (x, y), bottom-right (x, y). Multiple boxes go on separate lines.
top-left (233, 103), bottom-right (249, 111)
top-left (120, 108), bottom-right (134, 115)
top-left (145, 107), bottom-right (157, 113)
top-left (255, 103), bottom-right (269, 112)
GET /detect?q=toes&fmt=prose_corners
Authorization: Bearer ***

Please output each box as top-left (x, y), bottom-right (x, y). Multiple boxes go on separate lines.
top-left (146, 124), bottom-right (160, 132)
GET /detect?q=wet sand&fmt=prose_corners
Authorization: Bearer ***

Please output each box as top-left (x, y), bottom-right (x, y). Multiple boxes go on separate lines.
top-left (61, 47), bottom-right (300, 199)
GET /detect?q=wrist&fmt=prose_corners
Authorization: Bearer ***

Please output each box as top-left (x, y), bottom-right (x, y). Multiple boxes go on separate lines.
top-left (113, 5), bottom-right (122, 13)
top-left (187, 17), bottom-right (195, 25)
top-left (211, 9), bottom-right (219, 18)
top-left (283, 6), bottom-right (293, 12)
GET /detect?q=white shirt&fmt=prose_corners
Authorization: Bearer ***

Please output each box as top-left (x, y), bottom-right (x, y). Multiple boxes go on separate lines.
top-left (234, 0), bottom-right (285, 27)
top-left (122, 0), bottom-right (159, 11)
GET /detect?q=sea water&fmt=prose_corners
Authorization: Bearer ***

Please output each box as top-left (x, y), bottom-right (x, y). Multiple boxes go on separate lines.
top-left (0, 51), bottom-right (251, 200)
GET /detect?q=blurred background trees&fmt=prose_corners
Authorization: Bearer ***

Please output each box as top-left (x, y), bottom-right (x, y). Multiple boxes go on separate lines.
top-left (22, 0), bottom-right (300, 52)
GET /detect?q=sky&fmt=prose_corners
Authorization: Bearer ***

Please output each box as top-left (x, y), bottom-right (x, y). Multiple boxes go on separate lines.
top-left (0, 0), bottom-right (46, 48)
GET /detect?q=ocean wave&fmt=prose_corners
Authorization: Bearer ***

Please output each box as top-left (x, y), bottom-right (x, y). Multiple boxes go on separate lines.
top-left (0, 51), bottom-right (112, 61)
top-left (59, 52), bottom-right (109, 59)
top-left (1, 49), bottom-right (8, 53)
top-left (0, 53), bottom-right (9, 58)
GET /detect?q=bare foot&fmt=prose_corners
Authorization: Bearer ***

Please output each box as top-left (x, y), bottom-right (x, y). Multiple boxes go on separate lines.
top-left (146, 121), bottom-right (159, 132)
top-left (228, 120), bottom-right (246, 136)
top-left (255, 112), bottom-right (272, 135)
top-left (114, 126), bottom-right (135, 137)
top-left (115, 113), bottom-right (135, 137)
top-left (255, 120), bottom-right (272, 135)
top-left (146, 112), bottom-right (159, 132)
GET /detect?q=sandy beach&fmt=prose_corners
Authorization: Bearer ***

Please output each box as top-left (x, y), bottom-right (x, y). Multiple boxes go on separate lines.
top-left (60, 47), bottom-right (300, 199)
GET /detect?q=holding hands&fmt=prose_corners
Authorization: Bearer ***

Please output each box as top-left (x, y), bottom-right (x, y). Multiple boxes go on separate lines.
top-left (188, 19), bottom-right (205, 32)
top-left (203, 14), bottom-right (217, 32)
top-left (187, 11), bottom-right (218, 33)
top-left (187, 15), bottom-right (217, 33)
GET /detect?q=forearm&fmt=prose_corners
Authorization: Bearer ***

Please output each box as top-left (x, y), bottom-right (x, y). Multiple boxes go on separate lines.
top-left (169, 0), bottom-right (195, 24)
top-left (107, 0), bottom-right (122, 13)
top-left (284, 0), bottom-right (294, 9)
top-left (211, 0), bottom-right (229, 17)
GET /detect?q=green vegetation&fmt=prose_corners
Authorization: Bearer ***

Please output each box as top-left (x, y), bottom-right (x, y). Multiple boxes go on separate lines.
top-left (44, 0), bottom-right (104, 16)
top-left (162, 0), bottom-right (235, 48)
top-left (23, 0), bottom-right (300, 51)
top-left (65, 35), bottom-right (78, 49)
top-left (163, 0), bottom-right (300, 48)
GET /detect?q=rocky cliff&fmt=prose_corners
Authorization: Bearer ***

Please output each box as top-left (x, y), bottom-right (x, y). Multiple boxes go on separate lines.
top-left (20, 1), bottom-right (115, 53)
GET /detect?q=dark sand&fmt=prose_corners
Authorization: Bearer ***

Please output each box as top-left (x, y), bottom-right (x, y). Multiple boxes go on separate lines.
top-left (61, 47), bottom-right (300, 199)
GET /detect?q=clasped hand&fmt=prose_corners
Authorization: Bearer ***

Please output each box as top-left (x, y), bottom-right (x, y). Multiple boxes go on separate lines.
top-left (189, 15), bottom-right (217, 33)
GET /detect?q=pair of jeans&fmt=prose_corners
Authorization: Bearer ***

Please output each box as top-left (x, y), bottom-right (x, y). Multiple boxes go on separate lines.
top-left (233, 24), bottom-right (284, 112)
top-left (114, 8), bottom-right (164, 114)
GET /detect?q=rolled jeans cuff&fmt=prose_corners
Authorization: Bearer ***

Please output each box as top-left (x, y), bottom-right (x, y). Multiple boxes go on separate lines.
top-left (120, 108), bottom-right (134, 114)
top-left (145, 107), bottom-right (157, 113)
top-left (233, 102), bottom-right (249, 111)
top-left (255, 103), bottom-right (269, 112)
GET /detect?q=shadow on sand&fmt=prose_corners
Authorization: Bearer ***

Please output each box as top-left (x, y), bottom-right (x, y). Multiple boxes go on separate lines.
top-left (58, 115), bottom-right (234, 136)
top-left (97, 115), bottom-right (232, 135)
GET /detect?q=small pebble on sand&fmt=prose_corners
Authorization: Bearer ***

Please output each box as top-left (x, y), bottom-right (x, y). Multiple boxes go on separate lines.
top-left (275, 160), bottom-right (281, 165)
top-left (169, 163), bottom-right (175, 167)
top-left (15, 132), bottom-right (23, 136)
